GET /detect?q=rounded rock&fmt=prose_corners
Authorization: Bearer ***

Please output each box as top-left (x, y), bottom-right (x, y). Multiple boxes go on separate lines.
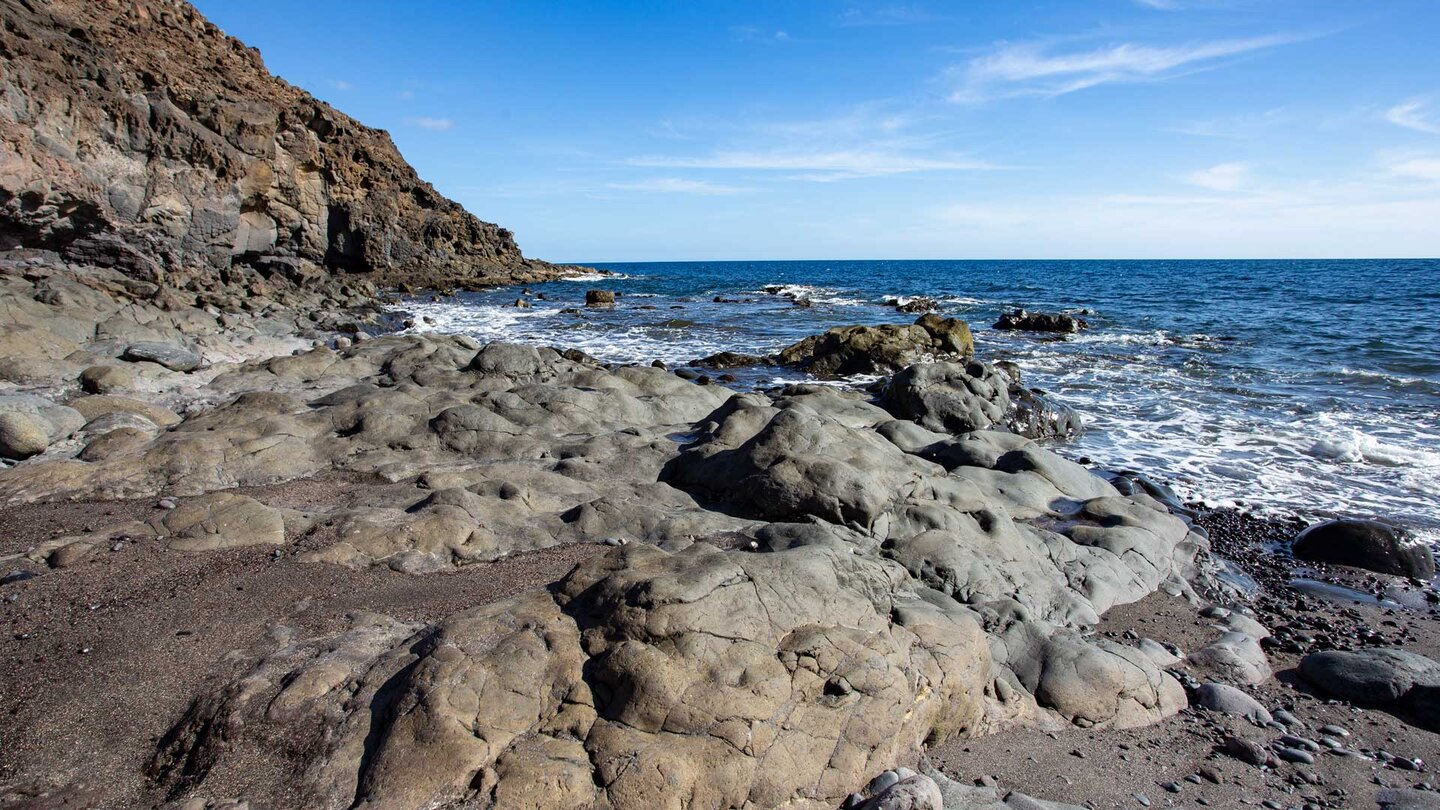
top-left (0, 412), bottom-right (49, 459)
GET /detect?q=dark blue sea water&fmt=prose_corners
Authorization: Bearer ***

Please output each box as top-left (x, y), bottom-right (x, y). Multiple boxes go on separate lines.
top-left (400, 259), bottom-right (1440, 537)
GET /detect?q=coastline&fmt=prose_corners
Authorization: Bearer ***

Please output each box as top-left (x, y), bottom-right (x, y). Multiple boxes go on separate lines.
top-left (2, 265), bottom-right (1438, 808)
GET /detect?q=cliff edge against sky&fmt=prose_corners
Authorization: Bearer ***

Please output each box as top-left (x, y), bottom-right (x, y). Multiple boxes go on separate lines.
top-left (0, 0), bottom-right (565, 291)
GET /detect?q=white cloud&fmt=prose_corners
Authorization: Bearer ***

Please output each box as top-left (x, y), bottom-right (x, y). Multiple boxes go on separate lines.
top-left (1183, 162), bottom-right (1252, 191)
top-left (1383, 154), bottom-right (1440, 182)
top-left (949, 34), bottom-right (1298, 102)
top-left (627, 149), bottom-right (998, 180)
top-left (1386, 100), bottom-right (1440, 136)
top-left (606, 177), bottom-right (755, 195)
top-left (406, 116), bottom-right (455, 131)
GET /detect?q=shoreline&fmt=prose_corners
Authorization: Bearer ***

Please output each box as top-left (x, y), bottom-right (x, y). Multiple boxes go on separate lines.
top-left (2, 265), bottom-right (1438, 808)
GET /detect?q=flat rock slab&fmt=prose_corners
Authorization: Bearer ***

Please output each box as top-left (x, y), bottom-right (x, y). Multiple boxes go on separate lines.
top-left (155, 493), bottom-right (285, 551)
top-left (122, 341), bottom-right (202, 372)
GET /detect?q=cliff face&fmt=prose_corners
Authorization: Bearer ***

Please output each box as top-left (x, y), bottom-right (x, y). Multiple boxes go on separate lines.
top-left (0, 0), bottom-right (566, 290)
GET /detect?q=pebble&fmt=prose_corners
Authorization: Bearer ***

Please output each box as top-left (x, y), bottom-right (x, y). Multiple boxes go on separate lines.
top-left (1280, 735), bottom-right (1321, 752)
top-left (1276, 746), bottom-right (1316, 765)
top-left (111, 542), bottom-right (125, 552)
top-left (158, 498), bottom-right (176, 509)
top-left (1393, 757), bottom-right (1424, 771)
top-left (1319, 724), bottom-right (1350, 737)
top-left (1160, 781), bottom-right (1181, 793)
top-left (1133, 793), bottom-right (1151, 807)
top-left (0, 570), bottom-right (39, 585)
top-left (1185, 774), bottom-right (1204, 785)
top-left (1273, 709), bottom-right (1305, 729)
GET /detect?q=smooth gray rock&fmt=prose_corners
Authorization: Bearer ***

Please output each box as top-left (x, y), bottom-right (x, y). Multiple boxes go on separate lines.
top-left (1292, 519), bottom-right (1434, 579)
top-left (1300, 647), bottom-right (1440, 732)
top-left (122, 341), bottom-right (203, 372)
top-left (1192, 683), bottom-right (1271, 724)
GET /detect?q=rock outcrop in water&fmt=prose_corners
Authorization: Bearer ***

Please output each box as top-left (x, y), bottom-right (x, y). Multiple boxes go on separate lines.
top-left (0, 0), bottom-right (570, 293)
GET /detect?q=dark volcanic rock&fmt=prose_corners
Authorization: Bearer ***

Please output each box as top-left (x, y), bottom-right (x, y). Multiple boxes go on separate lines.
top-left (776, 315), bottom-right (974, 377)
top-left (692, 351), bottom-right (768, 370)
top-left (584, 289), bottom-right (616, 306)
top-left (1291, 518), bottom-right (1434, 578)
top-left (1300, 648), bottom-right (1440, 731)
top-left (0, 0), bottom-right (570, 291)
top-left (994, 309), bottom-right (1088, 333)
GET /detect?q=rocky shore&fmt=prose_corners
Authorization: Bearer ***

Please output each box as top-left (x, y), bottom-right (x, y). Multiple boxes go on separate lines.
top-left (3, 1), bottom-right (1439, 809)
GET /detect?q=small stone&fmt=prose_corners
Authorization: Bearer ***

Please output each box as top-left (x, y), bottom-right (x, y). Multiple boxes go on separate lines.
top-left (1319, 724), bottom-right (1350, 737)
top-left (158, 498), bottom-right (176, 509)
top-left (1161, 781), bottom-right (1181, 793)
top-left (1, 570), bottom-right (40, 585)
top-left (1275, 746), bottom-right (1316, 765)
top-left (1133, 793), bottom-right (1151, 807)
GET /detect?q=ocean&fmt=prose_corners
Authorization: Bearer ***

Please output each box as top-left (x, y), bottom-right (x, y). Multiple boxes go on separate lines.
top-left (399, 259), bottom-right (1440, 540)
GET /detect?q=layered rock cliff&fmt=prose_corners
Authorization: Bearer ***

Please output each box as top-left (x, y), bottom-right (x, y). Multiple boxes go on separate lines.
top-left (0, 0), bottom-right (567, 291)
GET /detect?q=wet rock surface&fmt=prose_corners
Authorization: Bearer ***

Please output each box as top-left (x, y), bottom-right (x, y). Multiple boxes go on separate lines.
top-left (1293, 519), bottom-right (1436, 579)
top-left (993, 309), bottom-right (1089, 334)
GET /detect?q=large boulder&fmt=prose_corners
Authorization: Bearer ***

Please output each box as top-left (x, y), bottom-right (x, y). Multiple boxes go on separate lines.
top-left (777, 315), bottom-right (973, 377)
top-left (880, 361), bottom-right (1010, 435)
top-left (0, 412), bottom-right (49, 459)
top-left (1291, 519), bottom-right (1434, 578)
top-left (879, 361), bottom-right (1082, 440)
top-left (1300, 648), bottom-right (1440, 731)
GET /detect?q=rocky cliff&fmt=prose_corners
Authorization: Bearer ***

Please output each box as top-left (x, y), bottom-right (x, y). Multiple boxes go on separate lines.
top-left (0, 0), bottom-right (567, 291)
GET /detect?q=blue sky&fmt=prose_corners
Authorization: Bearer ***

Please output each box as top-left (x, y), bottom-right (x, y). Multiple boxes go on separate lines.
top-left (192, 0), bottom-right (1440, 261)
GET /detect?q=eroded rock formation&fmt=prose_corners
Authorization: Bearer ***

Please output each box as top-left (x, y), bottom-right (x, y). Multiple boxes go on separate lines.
top-left (0, 0), bottom-right (569, 292)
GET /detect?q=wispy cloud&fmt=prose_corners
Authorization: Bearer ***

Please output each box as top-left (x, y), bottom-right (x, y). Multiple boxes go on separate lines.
top-left (731, 25), bottom-right (790, 43)
top-left (1386, 100), bottom-right (1440, 136)
top-left (1172, 107), bottom-right (1290, 139)
top-left (406, 116), bottom-right (455, 131)
top-left (627, 149), bottom-right (999, 181)
top-left (949, 34), bottom-right (1299, 102)
top-left (1382, 152), bottom-right (1440, 182)
top-left (1183, 162), bottom-right (1252, 191)
top-left (837, 5), bottom-right (934, 27)
top-left (607, 177), bottom-right (755, 195)
top-left (329, 79), bottom-right (354, 91)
